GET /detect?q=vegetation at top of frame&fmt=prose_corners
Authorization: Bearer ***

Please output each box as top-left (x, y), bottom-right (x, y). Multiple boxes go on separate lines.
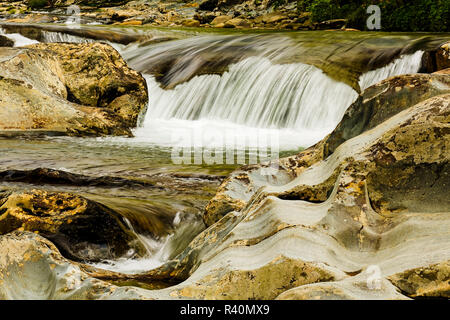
top-left (299, 0), bottom-right (449, 32)
top-left (27, 0), bottom-right (128, 9)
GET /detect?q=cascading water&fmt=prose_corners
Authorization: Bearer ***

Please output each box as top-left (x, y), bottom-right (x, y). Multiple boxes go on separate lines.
top-left (0, 27), bottom-right (39, 46)
top-left (42, 30), bottom-right (96, 43)
top-left (123, 35), bottom-right (425, 149)
top-left (359, 50), bottom-right (424, 90)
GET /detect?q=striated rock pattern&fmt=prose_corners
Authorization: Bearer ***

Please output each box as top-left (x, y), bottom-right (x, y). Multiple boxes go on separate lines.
top-left (205, 72), bottom-right (450, 226)
top-left (76, 86), bottom-right (449, 300)
top-left (0, 43), bottom-right (147, 136)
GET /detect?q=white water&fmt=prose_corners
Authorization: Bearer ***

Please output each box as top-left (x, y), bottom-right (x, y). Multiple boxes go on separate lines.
top-left (359, 50), bottom-right (424, 90)
top-left (42, 31), bottom-right (96, 43)
top-left (134, 51), bottom-right (424, 149)
top-left (92, 212), bottom-right (205, 274)
top-left (0, 27), bottom-right (39, 46)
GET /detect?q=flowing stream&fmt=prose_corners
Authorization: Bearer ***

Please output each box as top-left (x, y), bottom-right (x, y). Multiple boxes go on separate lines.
top-left (0, 26), bottom-right (431, 274)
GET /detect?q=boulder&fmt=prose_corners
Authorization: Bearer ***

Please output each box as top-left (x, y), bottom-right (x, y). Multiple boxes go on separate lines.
top-left (224, 17), bottom-right (251, 28)
top-left (0, 231), bottom-right (152, 300)
top-left (0, 189), bottom-right (146, 262)
top-left (262, 12), bottom-right (288, 24)
top-left (211, 15), bottom-right (232, 25)
top-left (388, 261), bottom-right (450, 298)
top-left (182, 19), bottom-right (201, 27)
top-left (276, 271), bottom-right (409, 300)
top-left (0, 43), bottom-right (148, 136)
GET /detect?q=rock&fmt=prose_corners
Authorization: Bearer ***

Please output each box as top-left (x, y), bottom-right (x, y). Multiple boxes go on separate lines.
top-left (434, 68), bottom-right (450, 75)
top-left (213, 22), bottom-right (226, 28)
top-left (262, 12), bottom-right (288, 24)
top-left (119, 20), bottom-right (143, 26)
top-left (276, 271), bottom-right (409, 300)
top-left (0, 43), bottom-right (148, 136)
top-left (317, 19), bottom-right (347, 30)
top-left (224, 17), bottom-right (251, 28)
top-left (388, 261), bottom-right (450, 298)
top-left (182, 19), bottom-right (201, 27)
top-left (211, 15), bottom-right (233, 25)
top-left (323, 73), bottom-right (450, 157)
top-left (0, 35), bottom-right (13, 47)
top-left (0, 189), bottom-right (146, 262)
top-left (436, 42), bottom-right (450, 71)
top-left (0, 231), bottom-right (152, 299)
top-left (194, 12), bottom-right (216, 24)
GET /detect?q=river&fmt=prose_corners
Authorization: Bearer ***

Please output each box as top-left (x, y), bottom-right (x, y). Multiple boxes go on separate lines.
top-left (0, 24), bottom-right (446, 275)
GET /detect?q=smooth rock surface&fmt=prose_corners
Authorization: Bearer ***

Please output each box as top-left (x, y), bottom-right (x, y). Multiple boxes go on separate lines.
top-left (0, 231), bottom-right (152, 299)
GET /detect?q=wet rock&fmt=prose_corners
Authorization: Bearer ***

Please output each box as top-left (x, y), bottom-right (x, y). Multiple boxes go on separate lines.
top-left (0, 43), bottom-right (148, 136)
top-left (0, 189), bottom-right (146, 262)
top-left (276, 271), bottom-right (409, 300)
top-left (0, 231), bottom-right (152, 299)
top-left (0, 35), bottom-right (13, 47)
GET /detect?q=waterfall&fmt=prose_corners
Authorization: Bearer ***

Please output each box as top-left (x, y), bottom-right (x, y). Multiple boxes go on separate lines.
top-left (143, 57), bottom-right (358, 130)
top-left (135, 50), bottom-right (424, 148)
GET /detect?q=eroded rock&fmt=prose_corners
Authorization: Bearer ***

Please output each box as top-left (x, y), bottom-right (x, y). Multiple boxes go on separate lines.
top-left (0, 231), bottom-right (152, 299)
top-left (0, 189), bottom-right (146, 262)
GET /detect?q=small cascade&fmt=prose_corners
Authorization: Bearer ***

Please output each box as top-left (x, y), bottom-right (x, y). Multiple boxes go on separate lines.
top-left (42, 31), bottom-right (96, 43)
top-left (134, 50), bottom-right (425, 148)
top-left (141, 57), bottom-right (358, 131)
top-left (0, 27), bottom-right (38, 46)
top-left (359, 50), bottom-right (424, 90)
top-left (91, 212), bottom-right (205, 274)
